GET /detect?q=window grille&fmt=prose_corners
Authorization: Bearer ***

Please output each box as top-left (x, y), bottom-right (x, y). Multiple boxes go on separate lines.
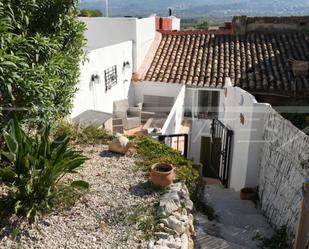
top-left (104, 65), bottom-right (117, 92)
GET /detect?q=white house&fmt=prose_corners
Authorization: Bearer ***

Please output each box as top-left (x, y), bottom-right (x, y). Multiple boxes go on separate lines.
top-left (71, 15), bottom-right (309, 193)
top-left (70, 15), bottom-right (309, 238)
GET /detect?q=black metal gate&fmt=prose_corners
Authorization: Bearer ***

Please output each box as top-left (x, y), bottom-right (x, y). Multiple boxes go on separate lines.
top-left (208, 119), bottom-right (233, 188)
top-left (158, 133), bottom-right (189, 158)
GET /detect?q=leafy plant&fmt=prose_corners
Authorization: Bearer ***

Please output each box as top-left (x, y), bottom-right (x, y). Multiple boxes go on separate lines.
top-left (136, 136), bottom-right (199, 195)
top-left (253, 226), bottom-right (290, 249)
top-left (79, 9), bottom-right (103, 17)
top-left (0, 0), bottom-right (85, 128)
top-left (0, 118), bottom-right (89, 223)
top-left (128, 202), bottom-right (163, 240)
top-left (52, 120), bottom-right (113, 145)
top-left (196, 20), bottom-right (209, 30)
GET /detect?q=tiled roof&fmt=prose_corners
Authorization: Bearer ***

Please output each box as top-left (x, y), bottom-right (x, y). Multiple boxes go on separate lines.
top-left (143, 31), bottom-right (309, 95)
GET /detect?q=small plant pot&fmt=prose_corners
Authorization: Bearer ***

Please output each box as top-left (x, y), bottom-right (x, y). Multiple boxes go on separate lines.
top-left (240, 187), bottom-right (257, 200)
top-left (150, 163), bottom-right (175, 187)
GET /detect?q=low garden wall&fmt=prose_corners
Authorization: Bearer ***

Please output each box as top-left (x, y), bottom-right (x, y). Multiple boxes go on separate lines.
top-left (148, 182), bottom-right (194, 249)
top-left (259, 108), bottom-right (309, 235)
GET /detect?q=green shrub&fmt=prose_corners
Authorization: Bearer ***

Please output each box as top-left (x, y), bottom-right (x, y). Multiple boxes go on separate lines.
top-left (0, 0), bottom-right (85, 128)
top-left (136, 136), bottom-right (199, 195)
top-left (128, 202), bottom-right (163, 240)
top-left (253, 226), bottom-right (290, 249)
top-left (79, 9), bottom-right (103, 17)
top-left (0, 118), bottom-right (89, 223)
top-left (52, 120), bottom-right (113, 145)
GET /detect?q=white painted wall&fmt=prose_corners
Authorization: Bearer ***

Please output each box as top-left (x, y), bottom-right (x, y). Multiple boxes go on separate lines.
top-left (171, 16), bottom-right (181, 30)
top-left (135, 17), bottom-right (157, 70)
top-left (80, 16), bottom-right (156, 72)
top-left (186, 82), bottom-right (270, 190)
top-left (161, 85), bottom-right (186, 134)
top-left (222, 79), bottom-right (269, 191)
top-left (71, 41), bottom-right (133, 118)
top-left (80, 17), bottom-right (136, 51)
top-left (130, 81), bottom-right (183, 106)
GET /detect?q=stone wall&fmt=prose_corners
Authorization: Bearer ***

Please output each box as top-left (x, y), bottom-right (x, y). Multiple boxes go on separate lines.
top-left (232, 16), bottom-right (309, 34)
top-left (259, 108), bottom-right (309, 235)
top-left (148, 182), bottom-right (194, 249)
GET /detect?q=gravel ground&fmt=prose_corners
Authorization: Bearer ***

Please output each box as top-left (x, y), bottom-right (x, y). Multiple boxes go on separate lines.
top-left (0, 145), bottom-right (159, 249)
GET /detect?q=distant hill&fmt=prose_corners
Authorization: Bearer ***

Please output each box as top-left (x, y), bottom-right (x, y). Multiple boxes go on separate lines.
top-left (78, 0), bottom-right (309, 21)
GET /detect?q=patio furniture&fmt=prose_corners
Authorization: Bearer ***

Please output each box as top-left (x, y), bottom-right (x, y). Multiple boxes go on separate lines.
top-left (143, 118), bottom-right (154, 130)
top-left (112, 118), bottom-right (124, 134)
top-left (140, 95), bottom-right (174, 122)
top-left (113, 99), bottom-right (141, 130)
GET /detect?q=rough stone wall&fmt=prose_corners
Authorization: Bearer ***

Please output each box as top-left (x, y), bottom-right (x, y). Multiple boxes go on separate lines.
top-left (259, 108), bottom-right (309, 235)
top-left (148, 182), bottom-right (194, 249)
top-left (232, 16), bottom-right (309, 34)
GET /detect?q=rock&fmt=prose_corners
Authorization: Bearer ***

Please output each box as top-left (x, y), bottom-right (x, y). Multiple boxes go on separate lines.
top-left (161, 190), bottom-right (180, 202)
top-left (184, 199), bottom-right (193, 212)
top-left (153, 245), bottom-right (170, 249)
top-left (179, 185), bottom-right (189, 197)
top-left (187, 214), bottom-right (195, 235)
top-left (166, 241), bottom-right (182, 248)
top-left (179, 214), bottom-right (189, 223)
top-left (188, 214), bottom-right (193, 222)
top-left (172, 212), bottom-right (182, 220)
top-left (159, 199), bottom-right (180, 215)
top-left (108, 134), bottom-right (131, 154)
top-left (181, 234), bottom-right (189, 249)
top-left (156, 239), bottom-right (168, 246)
top-left (148, 241), bottom-right (155, 249)
top-left (163, 216), bottom-right (186, 235)
top-left (154, 232), bottom-right (170, 240)
top-left (166, 237), bottom-right (182, 248)
top-left (160, 192), bottom-right (181, 214)
top-left (158, 223), bottom-right (179, 236)
top-left (170, 182), bottom-right (182, 192)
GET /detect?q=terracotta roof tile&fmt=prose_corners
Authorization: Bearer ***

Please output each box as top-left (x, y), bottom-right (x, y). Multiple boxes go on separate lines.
top-left (143, 31), bottom-right (309, 95)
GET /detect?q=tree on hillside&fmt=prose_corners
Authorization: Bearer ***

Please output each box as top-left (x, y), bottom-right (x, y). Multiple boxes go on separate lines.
top-left (79, 9), bottom-right (103, 17)
top-left (0, 0), bottom-right (86, 128)
top-left (196, 20), bottom-right (209, 30)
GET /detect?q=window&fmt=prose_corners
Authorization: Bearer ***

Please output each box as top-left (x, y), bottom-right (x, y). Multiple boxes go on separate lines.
top-left (104, 65), bottom-right (117, 92)
top-left (197, 90), bottom-right (220, 119)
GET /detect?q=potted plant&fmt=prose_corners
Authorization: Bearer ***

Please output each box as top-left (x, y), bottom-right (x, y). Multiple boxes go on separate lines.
top-left (240, 187), bottom-right (258, 200)
top-left (150, 163), bottom-right (175, 187)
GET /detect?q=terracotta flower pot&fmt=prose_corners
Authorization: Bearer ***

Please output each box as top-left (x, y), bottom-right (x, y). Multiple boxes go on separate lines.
top-left (150, 163), bottom-right (175, 187)
top-left (240, 187), bottom-right (257, 200)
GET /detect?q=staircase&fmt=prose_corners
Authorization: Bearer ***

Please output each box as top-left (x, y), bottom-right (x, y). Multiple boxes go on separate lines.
top-left (194, 185), bottom-right (274, 249)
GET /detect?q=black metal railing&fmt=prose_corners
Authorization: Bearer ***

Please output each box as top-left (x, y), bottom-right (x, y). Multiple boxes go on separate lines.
top-left (210, 119), bottom-right (233, 188)
top-left (157, 133), bottom-right (189, 158)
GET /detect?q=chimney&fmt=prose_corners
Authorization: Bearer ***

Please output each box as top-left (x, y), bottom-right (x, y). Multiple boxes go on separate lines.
top-left (168, 8), bottom-right (172, 17)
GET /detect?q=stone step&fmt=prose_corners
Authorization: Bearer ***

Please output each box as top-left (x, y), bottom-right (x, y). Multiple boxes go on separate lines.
top-left (195, 213), bottom-right (248, 249)
top-left (195, 234), bottom-right (248, 249)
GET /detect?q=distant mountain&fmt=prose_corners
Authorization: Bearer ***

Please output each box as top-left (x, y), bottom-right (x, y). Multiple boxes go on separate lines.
top-left (78, 0), bottom-right (309, 20)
